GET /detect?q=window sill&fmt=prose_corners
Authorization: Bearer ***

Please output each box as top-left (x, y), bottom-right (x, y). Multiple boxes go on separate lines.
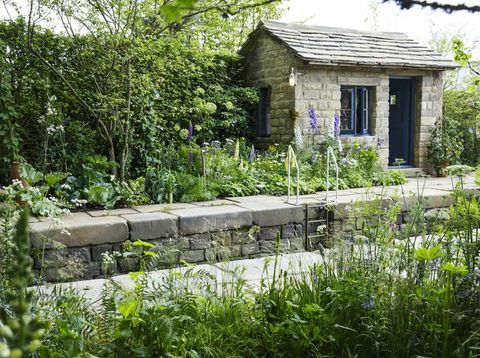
top-left (340, 134), bottom-right (373, 138)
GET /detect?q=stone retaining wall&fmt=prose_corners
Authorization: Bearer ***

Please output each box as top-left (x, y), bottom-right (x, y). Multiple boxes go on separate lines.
top-left (29, 199), bottom-right (307, 281)
top-left (29, 187), bottom-right (458, 282)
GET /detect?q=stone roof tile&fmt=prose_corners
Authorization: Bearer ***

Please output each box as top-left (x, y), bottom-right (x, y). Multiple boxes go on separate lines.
top-left (258, 21), bottom-right (456, 70)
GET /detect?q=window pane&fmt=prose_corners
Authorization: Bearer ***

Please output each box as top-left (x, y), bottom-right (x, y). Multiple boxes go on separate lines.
top-left (340, 88), bottom-right (353, 110)
top-left (363, 89), bottom-right (369, 133)
top-left (355, 88), bottom-right (362, 133)
top-left (340, 110), bottom-right (353, 131)
top-left (340, 88), bottom-right (354, 131)
top-left (257, 88), bottom-right (271, 137)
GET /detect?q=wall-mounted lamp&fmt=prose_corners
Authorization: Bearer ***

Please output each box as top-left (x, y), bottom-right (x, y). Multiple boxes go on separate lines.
top-left (289, 67), bottom-right (296, 86)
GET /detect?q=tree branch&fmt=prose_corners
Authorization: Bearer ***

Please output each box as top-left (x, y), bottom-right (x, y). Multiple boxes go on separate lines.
top-left (384, 0), bottom-right (480, 13)
top-left (153, 0), bottom-right (281, 35)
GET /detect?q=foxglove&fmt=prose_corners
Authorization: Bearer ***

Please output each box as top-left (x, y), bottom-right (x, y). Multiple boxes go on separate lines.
top-left (188, 122), bottom-right (193, 141)
top-left (308, 107), bottom-right (317, 129)
top-left (249, 144), bottom-right (255, 161)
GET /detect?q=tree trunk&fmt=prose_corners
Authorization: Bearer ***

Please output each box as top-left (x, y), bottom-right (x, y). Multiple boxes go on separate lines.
top-left (119, 61), bottom-right (132, 182)
top-left (107, 136), bottom-right (118, 178)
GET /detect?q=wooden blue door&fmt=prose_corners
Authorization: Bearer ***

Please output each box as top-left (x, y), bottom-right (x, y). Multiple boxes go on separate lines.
top-left (388, 78), bottom-right (415, 166)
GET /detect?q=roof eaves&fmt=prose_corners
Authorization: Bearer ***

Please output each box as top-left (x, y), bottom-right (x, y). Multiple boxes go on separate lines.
top-left (306, 60), bottom-right (459, 70)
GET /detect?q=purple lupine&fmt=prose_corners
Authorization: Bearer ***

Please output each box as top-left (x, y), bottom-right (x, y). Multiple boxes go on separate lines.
top-left (249, 144), bottom-right (255, 162)
top-left (188, 151), bottom-right (194, 162)
top-left (333, 113), bottom-right (340, 137)
top-left (188, 122), bottom-right (193, 141)
top-left (308, 107), bottom-right (317, 129)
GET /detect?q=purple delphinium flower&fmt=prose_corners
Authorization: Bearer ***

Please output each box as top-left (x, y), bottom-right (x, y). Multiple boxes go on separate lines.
top-left (333, 113), bottom-right (340, 137)
top-left (362, 295), bottom-right (375, 310)
top-left (249, 144), bottom-right (255, 162)
top-left (188, 151), bottom-right (194, 162)
top-left (308, 107), bottom-right (317, 129)
top-left (188, 122), bottom-right (193, 141)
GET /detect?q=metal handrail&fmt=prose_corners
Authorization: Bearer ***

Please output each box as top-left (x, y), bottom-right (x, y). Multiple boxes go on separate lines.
top-left (326, 146), bottom-right (339, 202)
top-left (286, 145), bottom-right (300, 205)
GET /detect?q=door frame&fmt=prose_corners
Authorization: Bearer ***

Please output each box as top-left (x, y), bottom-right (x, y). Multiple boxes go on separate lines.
top-left (388, 76), bottom-right (416, 167)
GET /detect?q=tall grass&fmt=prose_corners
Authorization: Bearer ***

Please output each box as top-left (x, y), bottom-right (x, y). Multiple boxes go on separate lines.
top-left (3, 177), bottom-right (480, 356)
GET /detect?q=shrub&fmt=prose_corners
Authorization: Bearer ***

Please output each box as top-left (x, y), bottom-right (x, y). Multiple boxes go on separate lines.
top-left (427, 116), bottom-right (464, 172)
top-left (443, 89), bottom-right (480, 166)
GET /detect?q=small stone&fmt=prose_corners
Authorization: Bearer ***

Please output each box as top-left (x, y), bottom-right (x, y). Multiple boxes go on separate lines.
top-left (35, 249), bottom-right (67, 269)
top-left (117, 257), bottom-right (139, 273)
top-left (181, 250), bottom-right (205, 263)
top-left (259, 227), bottom-right (281, 241)
top-left (295, 224), bottom-right (304, 238)
top-left (281, 224), bottom-right (296, 240)
top-left (86, 261), bottom-right (101, 278)
top-left (242, 242), bottom-right (259, 256)
top-left (232, 230), bottom-right (253, 244)
top-left (91, 244), bottom-right (113, 262)
top-left (211, 231), bottom-right (232, 246)
top-left (260, 239), bottom-right (290, 254)
top-left (205, 248), bottom-right (217, 262)
top-left (189, 234), bottom-right (212, 250)
top-left (228, 245), bottom-right (242, 258)
top-left (68, 247), bottom-right (91, 262)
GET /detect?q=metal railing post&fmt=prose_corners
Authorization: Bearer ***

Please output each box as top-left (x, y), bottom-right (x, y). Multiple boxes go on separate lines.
top-left (286, 145), bottom-right (300, 206)
top-left (326, 147), bottom-right (339, 202)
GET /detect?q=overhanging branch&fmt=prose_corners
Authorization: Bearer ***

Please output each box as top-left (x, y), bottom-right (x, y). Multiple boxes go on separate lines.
top-left (384, 0), bottom-right (480, 13)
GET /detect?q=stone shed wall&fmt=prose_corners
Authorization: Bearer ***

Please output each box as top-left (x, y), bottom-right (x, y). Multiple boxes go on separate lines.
top-left (294, 66), bottom-right (444, 168)
top-left (243, 32), bottom-right (302, 147)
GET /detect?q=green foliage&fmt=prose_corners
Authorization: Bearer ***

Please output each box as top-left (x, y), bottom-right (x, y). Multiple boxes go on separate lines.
top-left (0, 179), bottom-right (68, 217)
top-left (427, 116), bottom-right (464, 170)
top-left (0, 210), bottom-right (44, 357)
top-left (0, 40), bottom-right (21, 183)
top-left (452, 38), bottom-right (480, 86)
top-left (178, 0), bottom-right (282, 51)
top-left (443, 89), bottom-right (480, 165)
top-left (13, 139), bottom-right (404, 210)
top-left (30, 185), bottom-right (480, 356)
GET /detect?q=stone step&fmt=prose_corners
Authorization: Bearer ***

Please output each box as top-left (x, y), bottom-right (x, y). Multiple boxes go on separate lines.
top-left (389, 166), bottom-right (426, 178)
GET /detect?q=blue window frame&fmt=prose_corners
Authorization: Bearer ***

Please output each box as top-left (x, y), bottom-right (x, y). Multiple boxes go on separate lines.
top-left (340, 86), bottom-right (370, 135)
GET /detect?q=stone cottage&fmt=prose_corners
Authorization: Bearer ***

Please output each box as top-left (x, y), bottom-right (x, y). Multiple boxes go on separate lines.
top-left (240, 21), bottom-right (456, 168)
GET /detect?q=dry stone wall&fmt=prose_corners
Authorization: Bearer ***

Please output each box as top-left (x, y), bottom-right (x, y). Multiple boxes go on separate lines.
top-left (29, 185), bottom-right (457, 282)
top-left (29, 201), bottom-right (307, 282)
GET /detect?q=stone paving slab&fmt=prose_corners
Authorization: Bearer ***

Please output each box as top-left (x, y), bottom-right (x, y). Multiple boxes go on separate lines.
top-left (30, 213), bottom-right (129, 248)
top-left (134, 203), bottom-right (197, 213)
top-left (225, 195), bottom-right (283, 203)
top-left (121, 212), bottom-right (178, 240)
top-left (235, 200), bottom-right (304, 227)
top-left (35, 252), bottom-right (327, 304)
top-left (33, 278), bottom-right (106, 305)
top-left (192, 199), bottom-right (233, 207)
top-left (283, 197), bottom-right (327, 205)
top-left (214, 252), bottom-right (326, 282)
top-left (170, 205), bottom-right (253, 235)
top-left (88, 208), bottom-right (139, 217)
